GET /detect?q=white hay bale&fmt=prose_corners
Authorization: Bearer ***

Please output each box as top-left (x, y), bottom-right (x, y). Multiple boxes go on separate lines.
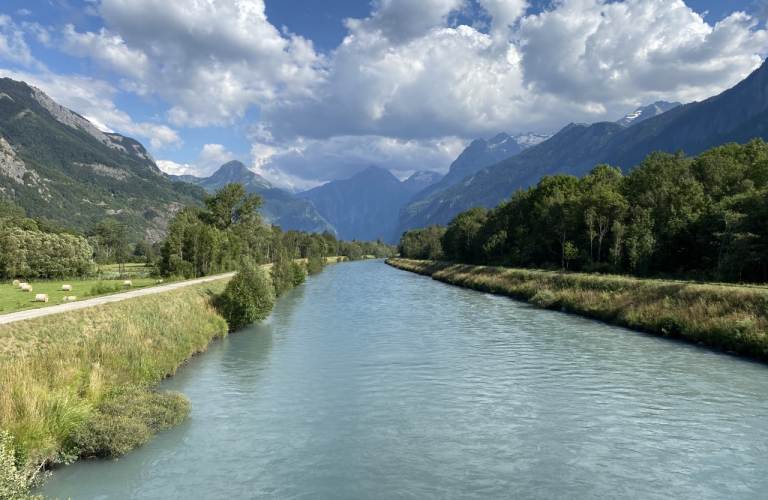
top-left (12, 280), bottom-right (20, 286)
top-left (156, 279), bottom-right (164, 284)
top-left (123, 280), bottom-right (132, 287)
top-left (19, 282), bottom-right (28, 289)
top-left (62, 284), bottom-right (72, 291)
top-left (35, 294), bottom-right (48, 303)
top-left (21, 284), bottom-right (32, 292)
top-left (63, 295), bottom-right (77, 302)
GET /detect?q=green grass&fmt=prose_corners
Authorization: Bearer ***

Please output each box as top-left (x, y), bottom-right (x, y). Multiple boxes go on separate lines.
top-left (0, 280), bottom-right (229, 469)
top-left (387, 258), bottom-right (768, 362)
top-left (0, 278), bottom-right (160, 314)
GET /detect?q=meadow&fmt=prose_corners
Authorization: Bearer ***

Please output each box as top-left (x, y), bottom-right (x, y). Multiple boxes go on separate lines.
top-left (0, 277), bottom-right (160, 314)
top-left (387, 259), bottom-right (768, 362)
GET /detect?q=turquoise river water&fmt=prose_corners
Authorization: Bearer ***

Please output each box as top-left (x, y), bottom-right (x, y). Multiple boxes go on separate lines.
top-left (43, 259), bottom-right (768, 499)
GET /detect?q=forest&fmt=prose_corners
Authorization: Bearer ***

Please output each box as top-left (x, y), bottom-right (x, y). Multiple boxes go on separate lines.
top-left (398, 140), bottom-right (768, 284)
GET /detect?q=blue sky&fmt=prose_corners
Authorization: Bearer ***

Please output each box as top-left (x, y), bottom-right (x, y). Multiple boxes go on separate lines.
top-left (0, 0), bottom-right (766, 188)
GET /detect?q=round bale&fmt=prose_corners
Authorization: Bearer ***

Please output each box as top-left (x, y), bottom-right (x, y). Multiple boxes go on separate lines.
top-left (35, 294), bottom-right (48, 303)
top-left (12, 280), bottom-right (20, 286)
top-left (63, 296), bottom-right (77, 302)
top-left (124, 280), bottom-right (132, 287)
top-left (62, 284), bottom-right (72, 292)
top-left (21, 285), bottom-right (32, 292)
top-left (19, 282), bottom-right (28, 289)
top-left (156, 279), bottom-right (164, 284)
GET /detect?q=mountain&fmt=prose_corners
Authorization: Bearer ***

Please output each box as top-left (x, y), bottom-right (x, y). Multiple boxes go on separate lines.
top-left (401, 170), bottom-right (443, 195)
top-left (0, 78), bottom-right (206, 242)
top-left (511, 132), bottom-right (554, 149)
top-left (396, 132), bottom-right (531, 235)
top-left (393, 59), bottom-right (768, 238)
top-left (297, 165), bottom-right (414, 242)
top-left (171, 161), bottom-right (337, 235)
top-left (616, 101), bottom-right (682, 126)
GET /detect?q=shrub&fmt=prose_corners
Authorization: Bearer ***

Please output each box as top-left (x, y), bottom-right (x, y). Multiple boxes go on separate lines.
top-left (72, 387), bottom-right (190, 459)
top-left (214, 258), bottom-right (276, 331)
top-left (530, 290), bottom-right (557, 309)
top-left (0, 431), bottom-right (48, 500)
top-left (291, 261), bottom-right (306, 287)
top-left (88, 281), bottom-right (122, 296)
top-left (306, 253), bottom-right (325, 275)
top-left (271, 250), bottom-right (294, 297)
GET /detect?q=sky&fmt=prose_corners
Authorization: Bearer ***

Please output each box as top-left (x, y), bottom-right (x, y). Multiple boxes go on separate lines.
top-left (1, 0), bottom-right (767, 189)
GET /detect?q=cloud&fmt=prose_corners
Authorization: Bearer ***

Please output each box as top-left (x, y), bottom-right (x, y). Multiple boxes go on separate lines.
top-left (63, 0), bottom-right (325, 127)
top-left (344, 0), bottom-right (467, 44)
top-left (16, 9), bottom-right (32, 16)
top-left (251, 134), bottom-right (466, 190)
top-left (156, 143), bottom-right (239, 177)
top-left (0, 15), bottom-right (41, 68)
top-left (62, 24), bottom-right (149, 79)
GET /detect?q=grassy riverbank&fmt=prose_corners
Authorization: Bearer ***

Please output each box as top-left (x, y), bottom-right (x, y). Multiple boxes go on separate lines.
top-left (386, 258), bottom-right (768, 362)
top-left (0, 279), bottom-right (229, 481)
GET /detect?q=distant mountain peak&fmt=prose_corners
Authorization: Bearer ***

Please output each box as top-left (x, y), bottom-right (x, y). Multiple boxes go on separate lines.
top-left (617, 101), bottom-right (682, 126)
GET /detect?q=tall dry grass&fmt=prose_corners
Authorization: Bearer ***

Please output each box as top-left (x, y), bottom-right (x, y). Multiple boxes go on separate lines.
top-left (386, 259), bottom-right (768, 362)
top-left (0, 280), bottom-right (228, 466)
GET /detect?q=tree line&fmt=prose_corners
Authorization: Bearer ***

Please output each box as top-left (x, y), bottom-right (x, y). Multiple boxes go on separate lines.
top-left (398, 139), bottom-right (768, 284)
top-left (0, 183), bottom-right (397, 280)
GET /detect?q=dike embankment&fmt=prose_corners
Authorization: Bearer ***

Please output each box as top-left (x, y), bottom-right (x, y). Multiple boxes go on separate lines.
top-left (386, 258), bottom-right (768, 363)
top-left (0, 277), bottom-right (231, 484)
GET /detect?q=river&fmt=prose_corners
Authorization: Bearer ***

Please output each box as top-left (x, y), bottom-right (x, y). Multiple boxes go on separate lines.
top-left (42, 259), bottom-right (768, 499)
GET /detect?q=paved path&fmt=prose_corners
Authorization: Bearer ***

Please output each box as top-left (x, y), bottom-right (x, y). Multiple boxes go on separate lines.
top-left (0, 273), bottom-right (235, 325)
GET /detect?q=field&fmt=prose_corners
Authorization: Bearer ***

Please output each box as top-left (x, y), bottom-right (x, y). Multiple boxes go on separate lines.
top-left (387, 259), bottom-right (768, 362)
top-left (0, 278), bottom-right (161, 315)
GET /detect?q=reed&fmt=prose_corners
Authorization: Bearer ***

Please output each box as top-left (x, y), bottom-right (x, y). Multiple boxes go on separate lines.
top-left (386, 259), bottom-right (768, 362)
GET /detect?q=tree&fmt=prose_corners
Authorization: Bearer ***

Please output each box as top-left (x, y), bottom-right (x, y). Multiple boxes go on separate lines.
top-left (204, 183), bottom-right (264, 230)
top-left (214, 258), bottom-right (275, 332)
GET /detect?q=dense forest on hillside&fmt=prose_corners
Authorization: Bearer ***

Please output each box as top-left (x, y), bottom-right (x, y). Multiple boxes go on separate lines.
top-left (399, 140), bottom-right (768, 284)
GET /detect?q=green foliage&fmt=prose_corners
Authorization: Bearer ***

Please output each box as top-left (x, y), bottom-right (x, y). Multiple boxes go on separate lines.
top-left (72, 387), bottom-right (190, 459)
top-left (271, 248), bottom-right (295, 297)
top-left (306, 252), bottom-right (325, 275)
top-left (0, 226), bottom-right (97, 280)
top-left (291, 261), bottom-right (307, 286)
top-left (404, 140), bottom-right (768, 283)
top-left (88, 281), bottom-right (124, 296)
top-left (214, 259), bottom-right (276, 331)
top-left (398, 225), bottom-right (447, 260)
top-left (0, 432), bottom-right (47, 500)
top-left (530, 290), bottom-right (557, 309)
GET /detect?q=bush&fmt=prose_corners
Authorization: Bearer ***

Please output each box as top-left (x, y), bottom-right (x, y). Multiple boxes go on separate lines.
top-left (271, 250), bottom-right (294, 297)
top-left (530, 290), bottom-right (557, 309)
top-left (0, 431), bottom-right (47, 500)
top-left (306, 253), bottom-right (325, 275)
top-left (72, 387), bottom-right (190, 459)
top-left (88, 281), bottom-right (123, 296)
top-left (291, 261), bottom-right (306, 287)
top-left (214, 258), bottom-right (276, 331)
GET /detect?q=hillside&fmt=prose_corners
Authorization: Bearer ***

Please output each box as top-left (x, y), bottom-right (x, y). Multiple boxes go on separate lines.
top-left (0, 78), bottom-right (206, 242)
top-left (298, 166), bottom-right (416, 242)
top-left (394, 59), bottom-right (768, 236)
top-left (171, 161), bottom-right (337, 235)
top-left (396, 132), bottom-right (548, 236)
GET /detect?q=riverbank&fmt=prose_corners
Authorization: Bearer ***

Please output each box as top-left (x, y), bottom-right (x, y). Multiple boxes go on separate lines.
top-left (386, 258), bottom-right (768, 362)
top-left (0, 278), bottom-right (230, 489)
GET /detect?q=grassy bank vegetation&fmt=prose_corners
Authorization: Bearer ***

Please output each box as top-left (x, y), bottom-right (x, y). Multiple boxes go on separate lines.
top-left (387, 258), bottom-right (768, 362)
top-left (0, 279), bottom-right (229, 497)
